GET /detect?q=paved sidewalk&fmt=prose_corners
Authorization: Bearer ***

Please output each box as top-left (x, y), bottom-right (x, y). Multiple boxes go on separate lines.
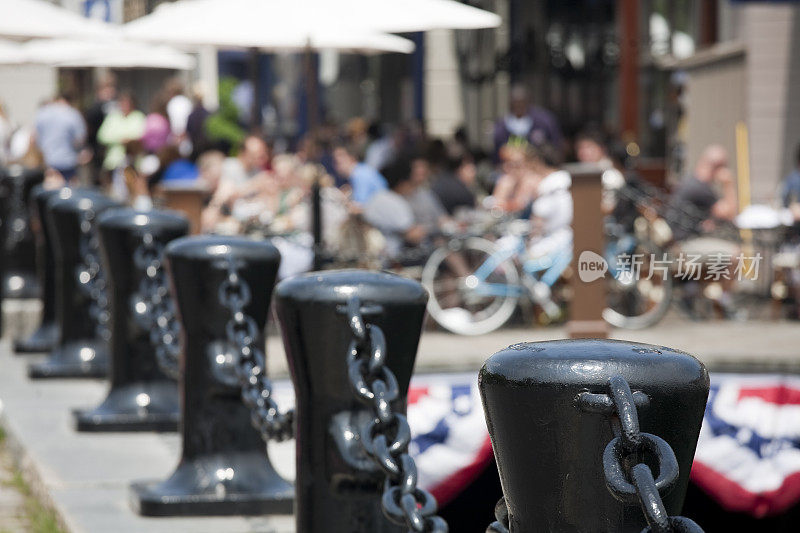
top-left (0, 443), bottom-right (27, 533)
top-left (0, 346), bottom-right (295, 533)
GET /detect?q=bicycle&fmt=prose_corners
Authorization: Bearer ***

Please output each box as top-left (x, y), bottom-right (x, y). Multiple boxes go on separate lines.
top-left (421, 218), bottom-right (673, 335)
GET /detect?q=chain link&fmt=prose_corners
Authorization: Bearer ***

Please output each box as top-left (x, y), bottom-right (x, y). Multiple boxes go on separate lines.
top-left (217, 253), bottom-right (294, 442)
top-left (75, 208), bottom-right (111, 342)
top-left (486, 497), bottom-right (510, 533)
top-left (576, 375), bottom-right (705, 533)
top-left (344, 296), bottom-right (448, 533)
top-left (3, 172), bottom-right (28, 250)
top-left (131, 232), bottom-right (181, 379)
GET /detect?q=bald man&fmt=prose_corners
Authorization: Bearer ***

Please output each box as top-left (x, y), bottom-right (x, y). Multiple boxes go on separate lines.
top-left (669, 144), bottom-right (738, 241)
top-left (669, 144), bottom-right (740, 318)
top-left (493, 84), bottom-right (563, 161)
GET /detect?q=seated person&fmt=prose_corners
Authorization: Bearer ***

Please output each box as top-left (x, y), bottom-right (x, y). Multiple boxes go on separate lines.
top-left (333, 143), bottom-right (387, 206)
top-left (152, 144), bottom-right (199, 184)
top-left (776, 143), bottom-right (800, 318)
top-left (526, 144), bottom-right (572, 260)
top-left (406, 151), bottom-right (451, 234)
top-left (667, 144), bottom-right (740, 316)
top-left (491, 141), bottom-right (539, 215)
top-left (668, 144), bottom-right (738, 244)
top-left (431, 153), bottom-right (477, 216)
top-left (363, 157), bottom-right (428, 261)
top-left (200, 136), bottom-right (271, 232)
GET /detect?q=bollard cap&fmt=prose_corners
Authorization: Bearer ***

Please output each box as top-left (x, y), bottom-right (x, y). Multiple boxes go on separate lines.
top-left (1, 165), bottom-right (43, 181)
top-left (480, 338), bottom-right (708, 390)
top-left (275, 269), bottom-right (427, 306)
top-left (31, 184), bottom-right (65, 203)
top-left (48, 187), bottom-right (119, 214)
top-left (166, 234), bottom-right (280, 263)
top-left (97, 207), bottom-right (189, 234)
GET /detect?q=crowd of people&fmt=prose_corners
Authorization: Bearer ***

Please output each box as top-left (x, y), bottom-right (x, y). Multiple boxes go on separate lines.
top-left (2, 75), bottom-right (800, 317)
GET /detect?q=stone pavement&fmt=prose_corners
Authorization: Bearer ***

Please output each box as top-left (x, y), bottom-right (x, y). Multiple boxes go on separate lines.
top-left (0, 443), bottom-right (27, 533)
top-left (0, 317), bottom-right (798, 532)
top-left (0, 345), bottom-right (296, 533)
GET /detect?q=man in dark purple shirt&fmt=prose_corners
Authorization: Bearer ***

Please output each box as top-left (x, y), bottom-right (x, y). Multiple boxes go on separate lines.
top-left (493, 85), bottom-right (563, 161)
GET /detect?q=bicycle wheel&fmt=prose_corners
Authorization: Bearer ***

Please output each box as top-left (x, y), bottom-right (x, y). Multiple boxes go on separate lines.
top-left (422, 237), bottom-right (520, 336)
top-left (603, 242), bottom-right (673, 329)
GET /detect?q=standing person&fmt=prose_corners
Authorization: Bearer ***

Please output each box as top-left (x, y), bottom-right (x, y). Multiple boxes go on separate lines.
top-left (186, 83), bottom-right (211, 160)
top-left (778, 143), bottom-right (800, 318)
top-left (141, 92), bottom-right (171, 154)
top-left (165, 78), bottom-right (192, 141)
top-left (97, 92), bottom-right (146, 199)
top-left (0, 101), bottom-right (13, 166)
top-left (493, 84), bottom-right (563, 161)
top-left (97, 92), bottom-right (146, 172)
top-left (332, 143), bottom-right (387, 206)
top-left (780, 143), bottom-right (800, 211)
top-left (84, 73), bottom-right (117, 182)
top-left (34, 92), bottom-right (86, 182)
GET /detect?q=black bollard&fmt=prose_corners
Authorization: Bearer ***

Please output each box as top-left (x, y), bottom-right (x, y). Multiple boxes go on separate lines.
top-left (13, 185), bottom-right (64, 353)
top-left (73, 208), bottom-right (190, 432)
top-left (275, 270), bottom-right (428, 533)
top-left (479, 339), bottom-right (709, 532)
top-left (130, 235), bottom-right (293, 516)
top-left (0, 165), bottom-right (43, 300)
top-left (28, 189), bottom-right (119, 379)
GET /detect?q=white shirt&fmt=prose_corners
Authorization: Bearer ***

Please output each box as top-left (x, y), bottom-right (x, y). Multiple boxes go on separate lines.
top-left (530, 170), bottom-right (573, 257)
top-left (363, 189), bottom-right (414, 259)
top-left (167, 95), bottom-right (192, 136)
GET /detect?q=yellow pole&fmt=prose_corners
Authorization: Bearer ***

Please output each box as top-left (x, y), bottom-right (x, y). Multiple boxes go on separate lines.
top-left (735, 121), bottom-right (751, 209)
top-left (735, 121), bottom-right (754, 275)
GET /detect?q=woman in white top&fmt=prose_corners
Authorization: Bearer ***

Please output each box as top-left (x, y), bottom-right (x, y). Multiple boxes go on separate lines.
top-left (525, 144), bottom-right (573, 260)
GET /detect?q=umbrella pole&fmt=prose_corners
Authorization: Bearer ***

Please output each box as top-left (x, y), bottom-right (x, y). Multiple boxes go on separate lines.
top-left (249, 47), bottom-right (260, 131)
top-left (305, 42), bottom-right (324, 271)
top-left (304, 43), bottom-right (319, 132)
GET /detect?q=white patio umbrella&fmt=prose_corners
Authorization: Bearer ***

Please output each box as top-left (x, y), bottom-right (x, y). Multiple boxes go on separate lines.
top-left (124, 0), bottom-right (500, 46)
top-left (124, 0), bottom-right (421, 128)
top-left (21, 38), bottom-right (196, 70)
top-left (124, 4), bottom-right (417, 53)
top-left (0, 40), bottom-right (25, 65)
top-left (0, 0), bottom-right (112, 40)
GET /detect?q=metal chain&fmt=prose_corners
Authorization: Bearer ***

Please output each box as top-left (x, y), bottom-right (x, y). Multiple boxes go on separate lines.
top-left (576, 375), bottom-right (705, 533)
top-left (217, 253), bottom-right (294, 442)
top-left (486, 497), bottom-right (509, 533)
top-left (132, 232), bottom-right (181, 379)
top-left (344, 296), bottom-right (448, 533)
top-left (4, 172), bottom-right (27, 249)
top-left (75, 208), bottom-right (111, 342)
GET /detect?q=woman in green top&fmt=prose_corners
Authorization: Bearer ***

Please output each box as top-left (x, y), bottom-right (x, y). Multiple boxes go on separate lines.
top-left (97, 92), bottom-right (146, 171)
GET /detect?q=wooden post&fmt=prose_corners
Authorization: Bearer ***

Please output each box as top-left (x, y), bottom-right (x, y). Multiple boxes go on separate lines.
top-left (153, 183), bottom-right (210, 235)
top-left (565, 163), bottom-right (609, 339)
top-left (619, 0), bottom-right (639, 140)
